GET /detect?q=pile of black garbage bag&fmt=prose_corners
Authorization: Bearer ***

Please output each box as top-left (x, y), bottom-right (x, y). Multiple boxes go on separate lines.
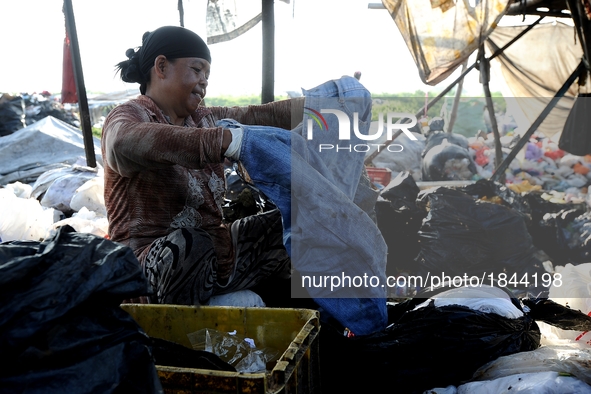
top-left (361, 173), bottom-right (591, 392)
top-left (0, 226), bottom-right (161, 393)
top-left (415, 185), bottom-right (547, 295)
top-left (375, 174), bottom-right (590, 296)
top-left (0, 93), bottom-right (79, 137)
top-left (319, 284), bottom-right (591, 394)
top-left (0, 226), bottom-right (233, 394)
top-left (377, 174), bottom-right (547, 290)
top-left (375, 172), bottom-right (426, 277)
top-left (460, 179), bottom-right (591, 268)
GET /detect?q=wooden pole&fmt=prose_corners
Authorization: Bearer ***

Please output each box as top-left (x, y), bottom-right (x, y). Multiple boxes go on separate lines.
top-left (261, 0), bottom-right (275, 103)
top-left (480, 50), bottom-right (504, 183)
top-left (178, 0), bottom-right (185, 27)
top-left (447, 60), bottom-right (467, 134)
top-left (63, 0), bottom-right (96, 168)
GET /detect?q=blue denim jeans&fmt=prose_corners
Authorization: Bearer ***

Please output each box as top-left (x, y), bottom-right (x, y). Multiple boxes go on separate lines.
top-left (218, 76), bottom-right (387, 336)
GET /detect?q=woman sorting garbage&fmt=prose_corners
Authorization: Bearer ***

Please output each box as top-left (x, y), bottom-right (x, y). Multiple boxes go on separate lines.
top-left (102, 25), bottom-right (389, 336)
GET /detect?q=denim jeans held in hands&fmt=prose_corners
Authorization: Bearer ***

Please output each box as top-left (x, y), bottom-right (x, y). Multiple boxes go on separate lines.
top-left (217, 76), bottom-right (388, 336)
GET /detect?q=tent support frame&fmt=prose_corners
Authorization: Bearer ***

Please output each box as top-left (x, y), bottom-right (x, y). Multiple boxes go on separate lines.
top-left (479, 49), bottom-right (505, 183)
top-left (364, 15), bottom-right (545, 166)
top-left (446, 59), bottom-right (468, 134)
top-left (490, 60), bottom-right (586, 182)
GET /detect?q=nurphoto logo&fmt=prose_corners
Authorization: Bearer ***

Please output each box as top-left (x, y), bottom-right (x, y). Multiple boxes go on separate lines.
top-left (304, 108), bottom-right (418, 153)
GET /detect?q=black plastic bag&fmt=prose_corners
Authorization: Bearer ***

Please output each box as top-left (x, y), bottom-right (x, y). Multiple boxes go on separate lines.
top-left (535, 208), bottom-right (587, 266)
top-left (522, 297), bottom-right (591, 332)
top-left (319, 285), bottom-right (541, 394)
top-left (376, 172), bottom-right (426, 275)
top-left (422, 131), bottom-right (470, 157)
top-left (380, 171), bottom-right (421, 208)
top-left (415, 187), bottom-right (546, 295)
top-left (459, 180), bottom-right (591, 264)
top-left (421, 142), bottom-right (477, 181)
top-left (461, 179), bottom-right (533, 219)
top-left (0, 226), bottom-right (162, 393)
top-left (0, 99), bottom-right (23, 137)
top-left (553, 209), bottom-right (591, 265)
top-left (558, 93), bottom-right (591, 156)
top-left (150, 337), bottom-right (236, 372)
top-left (427, 117), bottom-right (446, 133)
top-left (223, 164), bottom-right (275, 222)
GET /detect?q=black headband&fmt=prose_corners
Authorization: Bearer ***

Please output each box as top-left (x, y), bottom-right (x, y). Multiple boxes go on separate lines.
top-left (138, 26), bottom-right (211, 77)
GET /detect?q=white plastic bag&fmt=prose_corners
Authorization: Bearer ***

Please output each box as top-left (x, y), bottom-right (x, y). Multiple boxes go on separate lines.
top-left (50, 207), bottom-right (109, 238)
top-left (413, 285), bottom-right (524, 319)
top-left (187, 328), bottom-right (278, 373)
top-left (472, 345), bottom-right (591, 385)
top-left (37, 164), bottom-right (101, 214)
top-left (41, 173), bottom-right (97, 214)
top-left (0, 188), bottom-right (55, 242)
top-left (369, 129), bottom-right (425, 181)
top-left (70, 176), bottom-right (106, 216)
top-left (4, 181), bottom-right (32, 199)
top-left (457, 371), bottom-right (591, 394)
top-left (540, 263), bottom-right (591, 347)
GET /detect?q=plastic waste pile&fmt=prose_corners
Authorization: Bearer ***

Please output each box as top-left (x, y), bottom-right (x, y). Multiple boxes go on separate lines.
top-left (422, 264), bottom-right (591, 393)
top-left (0, 115), bottom-right (106, 242)
top-left (4, 111), bottom-right (591, 392)
top-left (367, 116), bottom-right (591, 207)
top-left (414, 185), bottom-right (548, 296)
top-left (0, 92), bottom-right (79, 137)
top-left (187, 328), bottom-right (279, 373)
top-left (0, 183), bottom-right (57, 242)
top-left (0, 226), bottom-right (163, 393)
top-left (421, 127), bottom-right (478, 181)
top-left (1, 161), bottom-right (271, 243)
top-left (0, 164), bottom-right (107, 243)
top-left (375, 174), bottom-right (553, 295)
top-left (370, 171), bottom-right (591, 391)
top-left (319, 283), bottom-right (591, 393)
top-left (471, 129), bottom-right (591, 200)
top-left (0, 115), bottom-right (102, 185)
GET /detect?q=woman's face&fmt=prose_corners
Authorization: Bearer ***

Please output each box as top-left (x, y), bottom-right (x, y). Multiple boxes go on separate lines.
top-left (165, 57), bottom-right (210, 118)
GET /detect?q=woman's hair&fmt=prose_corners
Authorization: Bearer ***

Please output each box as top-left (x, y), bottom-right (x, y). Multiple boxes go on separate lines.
top-left (115, 27), bottom-right (210, 95)
top-left (115, 31), bottom-right (151, 95)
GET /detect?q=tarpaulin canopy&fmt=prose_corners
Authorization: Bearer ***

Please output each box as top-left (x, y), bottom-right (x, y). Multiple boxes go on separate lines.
top-left (381, 0), bottom-right (512, 85)
top-left (206, 0), bottom-right (262, 44)
top-left (374, 0), bottom-right (591, 172)
top-left (0, 116), bottom-right (102, 185)
top-left (487, 21), bottom-right (591, 138)
top-left (205, 0), bottom-right (290, 45)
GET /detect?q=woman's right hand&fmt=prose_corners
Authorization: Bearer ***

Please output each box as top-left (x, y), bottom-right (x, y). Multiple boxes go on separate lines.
top-left (221, 128), bottom-right (232, 155)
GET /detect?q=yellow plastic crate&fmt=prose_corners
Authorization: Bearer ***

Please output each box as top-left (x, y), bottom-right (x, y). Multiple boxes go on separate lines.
top-left (121, 304), bottom-right (320, 394)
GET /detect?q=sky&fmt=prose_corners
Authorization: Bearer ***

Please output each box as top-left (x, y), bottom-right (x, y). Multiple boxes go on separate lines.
top-left (1, 0), bottom-right (524, 98)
